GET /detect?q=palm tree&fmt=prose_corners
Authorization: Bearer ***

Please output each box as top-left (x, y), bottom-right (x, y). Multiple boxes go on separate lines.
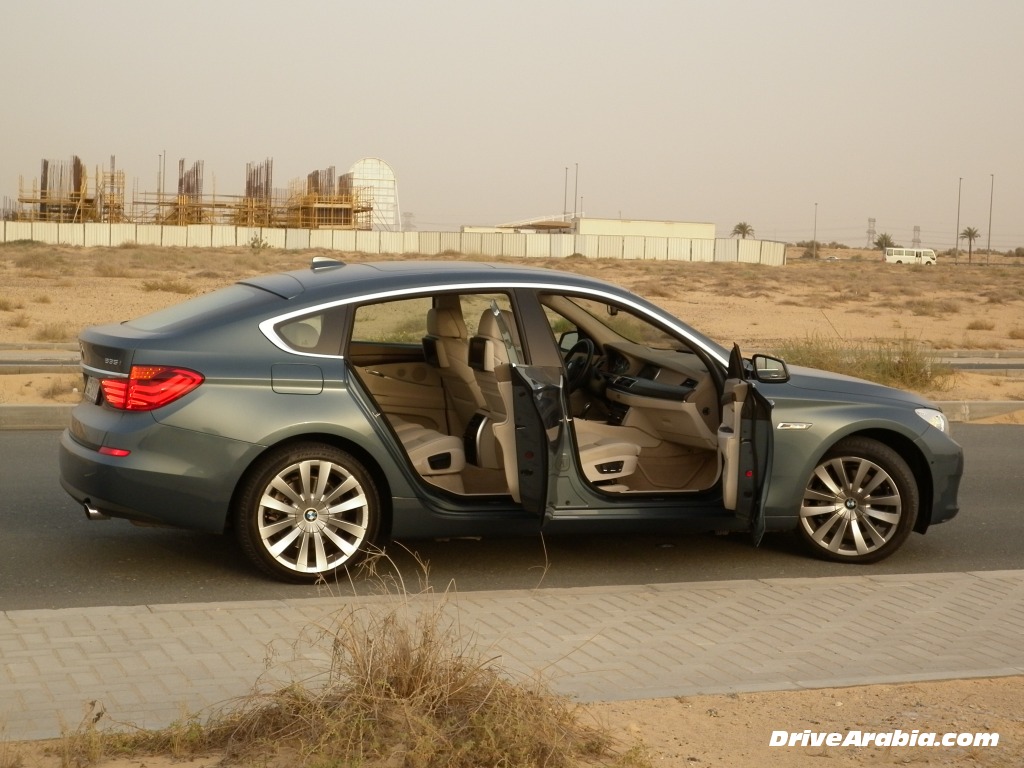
top-left (874, 233), bottom-right (897, 250)
top-left (731, 222), bottom-right (755, 239)
top-left (960, 227), bottom-right (981, 264)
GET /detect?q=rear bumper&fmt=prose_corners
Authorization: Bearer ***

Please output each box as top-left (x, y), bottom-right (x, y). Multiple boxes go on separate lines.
top-left (58, 421), bottom-right (261, 533)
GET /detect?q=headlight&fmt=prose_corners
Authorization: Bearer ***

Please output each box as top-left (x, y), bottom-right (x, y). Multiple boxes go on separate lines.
top-left (915, 407), bottom-right (949, 433)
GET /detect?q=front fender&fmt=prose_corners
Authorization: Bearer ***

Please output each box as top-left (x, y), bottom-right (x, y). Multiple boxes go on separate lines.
top-left (761, 398), bottom-right (932, 529)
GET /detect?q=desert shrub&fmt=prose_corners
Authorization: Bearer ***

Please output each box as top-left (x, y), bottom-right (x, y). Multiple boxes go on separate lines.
top-left (34, 322), bottom-right (74, 342)
top-left (776, 335), bottom-right (954, 391)
top-left (141, 279), bottom-right (192, 294)
top-left (0, 297), bottom-right (21, 311)
top-left (15, 251), bottom-right (66, 273)
top-left (248, 232), bottom-right (271, 251)
top-left (59, 575), bottom-right (628, 768)
top-left (905, 299), bottom-right (960, 316)
top-left (1009, 328), bottom-right (1024, 341)
top-left (0, 239), bottom-right (45, 248)
top-left (966, 319), bottom-right (995, 331)
top-left (631, 278), bottom-right (679, 299)
top-left (42, 376), bottom-right (78, 400)
top-left (95, 261), bottom-right (132, 278)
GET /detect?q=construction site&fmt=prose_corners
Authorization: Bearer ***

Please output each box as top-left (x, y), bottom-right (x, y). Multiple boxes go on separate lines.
top-left (7, 155), bottom-right (399, 231)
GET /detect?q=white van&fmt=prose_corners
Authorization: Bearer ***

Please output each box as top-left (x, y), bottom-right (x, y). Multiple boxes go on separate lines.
top-left (884, 247), bottom-right (936, 265)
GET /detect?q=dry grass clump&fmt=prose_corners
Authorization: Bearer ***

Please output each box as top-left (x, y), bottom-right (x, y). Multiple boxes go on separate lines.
top-left (14, 251), bottom-right (69, 277)
top-left (33, 323), bottom-right (74, 342)
top-left (905, 298), bottom-right (960, 316)
top-left (966, 319), bottom-right (996, 331)
top-left (94, 260), bottom-right (133, 278)
top-left (55, 577), bottom-right (632, 768)
top-left (776, 335), bottom-right (954, 391)
top-left (630, 277), bottom-right (684, 299)
top-left (41, 376), bottom-right (78, 400)
top-left (141, 278), bottom-right (193, 294)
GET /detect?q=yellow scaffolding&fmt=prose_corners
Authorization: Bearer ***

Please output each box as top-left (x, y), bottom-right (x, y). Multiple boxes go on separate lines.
top-left (16, 156), bottom-right (126, 224)
top-left (14, 156), bottom-right (375, 230)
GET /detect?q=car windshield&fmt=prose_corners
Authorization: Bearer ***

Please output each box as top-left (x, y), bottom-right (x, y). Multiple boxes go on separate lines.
top-left (558, 295), bottom-right (706, 353)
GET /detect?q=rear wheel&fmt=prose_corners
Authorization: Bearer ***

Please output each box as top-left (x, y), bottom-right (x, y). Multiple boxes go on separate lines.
top-left (798, 437), bottom-right (918, 564)
top-left (235, 442), bottom-right (380, 583)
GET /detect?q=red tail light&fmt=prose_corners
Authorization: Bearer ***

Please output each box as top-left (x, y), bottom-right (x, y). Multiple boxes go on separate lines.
top-left (101, 366), bottom-right (204, 411)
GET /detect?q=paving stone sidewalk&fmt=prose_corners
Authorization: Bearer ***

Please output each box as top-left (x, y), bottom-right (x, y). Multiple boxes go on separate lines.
top-left (3, 570), bottom-right (1023, 741)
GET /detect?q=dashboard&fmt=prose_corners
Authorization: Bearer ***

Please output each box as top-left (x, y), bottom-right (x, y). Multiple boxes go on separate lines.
top-left (602, 343), bottom-right (704, 400)
top-left (596, 342), bottom-right (719, 449)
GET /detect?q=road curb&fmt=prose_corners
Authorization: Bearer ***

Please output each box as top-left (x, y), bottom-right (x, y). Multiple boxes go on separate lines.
top-left (0, 405), bottom-right (74, 430)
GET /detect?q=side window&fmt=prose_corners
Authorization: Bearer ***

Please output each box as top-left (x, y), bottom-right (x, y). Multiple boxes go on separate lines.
top-left (351, 297), bottom-right (432, 344)
top-left (459, 293), bottom-right (516, 338)
top-left (275, 306), bottom-right (346, 354)
top-left (347, 292), bottom-right (518, 350)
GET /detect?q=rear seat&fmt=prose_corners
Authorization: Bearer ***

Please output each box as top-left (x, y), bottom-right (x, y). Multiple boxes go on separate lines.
top-left (391, 419), bottom-right (466, 477)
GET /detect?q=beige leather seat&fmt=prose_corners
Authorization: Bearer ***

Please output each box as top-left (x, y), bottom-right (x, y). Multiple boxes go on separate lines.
top-left (468, 308), bottom-right (522, 497)
top-left (469, 307), bottom-right (640, 497)
top-left (573, 420), bottom-right (641, 486)
top-left (391, 419), bottom-right (465, 477)
top-left (421, 295), bottom-right (484, 434)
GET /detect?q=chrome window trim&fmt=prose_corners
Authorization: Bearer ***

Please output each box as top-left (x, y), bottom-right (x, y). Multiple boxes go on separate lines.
top-left (258, 281), bottom-right (730, 367)
top-left (82, 363), bottom-right (129, 379)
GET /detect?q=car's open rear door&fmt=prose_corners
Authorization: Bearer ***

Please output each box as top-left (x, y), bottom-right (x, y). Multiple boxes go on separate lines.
top-left (718, 344), bottom-right (773, 543)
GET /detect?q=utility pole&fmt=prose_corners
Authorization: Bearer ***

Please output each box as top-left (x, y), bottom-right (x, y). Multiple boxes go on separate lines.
top-left (573, 163), bottom-right (579, 219)
top-left (563, 167), bottom-right (568, 220)
top-left (987, 173), bottom-right (994, 265)
top-left (954, 177), bottom-right (962, 265)
top-left (813, 203), bottom-right (818, 259)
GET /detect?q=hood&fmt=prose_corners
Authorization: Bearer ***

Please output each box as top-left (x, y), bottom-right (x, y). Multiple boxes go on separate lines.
top-left (784, 365), bottom-right (932, 408)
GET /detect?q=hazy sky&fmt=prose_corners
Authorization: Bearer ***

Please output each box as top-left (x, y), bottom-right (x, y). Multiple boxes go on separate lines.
top-left (3, 0), bottom-right (1021, 249)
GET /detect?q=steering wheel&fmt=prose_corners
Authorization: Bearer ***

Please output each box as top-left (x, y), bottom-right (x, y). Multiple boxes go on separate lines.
top-left (563, 338), bottom-right (595, 392)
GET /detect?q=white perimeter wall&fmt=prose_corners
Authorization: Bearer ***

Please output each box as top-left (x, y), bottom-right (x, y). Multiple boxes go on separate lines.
top-left (0, 222), bottom-right (786, 265)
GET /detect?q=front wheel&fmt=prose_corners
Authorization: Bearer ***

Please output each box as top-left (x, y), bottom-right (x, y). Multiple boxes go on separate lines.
top-left (234, 443), bottom-right (381, 583)
top-left (798, 437), bottom-right (918, 564)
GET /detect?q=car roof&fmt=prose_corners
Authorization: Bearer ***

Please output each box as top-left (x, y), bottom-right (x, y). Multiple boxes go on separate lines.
top-left (244, 259), bottom-right (619, 300)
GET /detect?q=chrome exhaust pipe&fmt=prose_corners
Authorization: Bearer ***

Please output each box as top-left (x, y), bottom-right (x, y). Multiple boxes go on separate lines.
top-left (83, 502), bottom-right (110, 521)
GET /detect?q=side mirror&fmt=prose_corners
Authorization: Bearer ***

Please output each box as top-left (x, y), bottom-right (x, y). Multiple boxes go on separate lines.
top-left (752, 354), bottom-right (789, 383)
top-left (558, 330), bottom-right (580, 353)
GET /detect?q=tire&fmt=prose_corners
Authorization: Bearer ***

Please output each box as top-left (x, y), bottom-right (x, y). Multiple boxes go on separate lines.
top-left (234, 442), bottom-right (381, 583)
top-left (797, 437), bottom-right (918, 564)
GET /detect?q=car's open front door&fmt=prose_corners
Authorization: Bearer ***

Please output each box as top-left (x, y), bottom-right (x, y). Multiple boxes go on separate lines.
top-left (718, 344), bottom-right (773, 543)
top-left (508, 364), bottom-right (568, 517)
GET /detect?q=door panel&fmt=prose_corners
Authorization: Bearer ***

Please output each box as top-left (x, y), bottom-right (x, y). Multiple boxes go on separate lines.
top-left (347, 341), bottom-right (447, 430)
top-left (510, 365), bottom-right (566, 516)
top-left (721, 344), bottom-right (771, 542)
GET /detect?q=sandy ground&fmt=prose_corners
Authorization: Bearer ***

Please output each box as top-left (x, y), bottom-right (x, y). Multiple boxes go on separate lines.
top-left (5, 676), bottom-right (1022, 767)
top-left (2, 244), bottom-right (1023, 765)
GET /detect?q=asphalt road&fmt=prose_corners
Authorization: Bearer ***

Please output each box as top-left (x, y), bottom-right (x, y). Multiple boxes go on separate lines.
top-left (0, 424), bottom-right (1018, 611)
